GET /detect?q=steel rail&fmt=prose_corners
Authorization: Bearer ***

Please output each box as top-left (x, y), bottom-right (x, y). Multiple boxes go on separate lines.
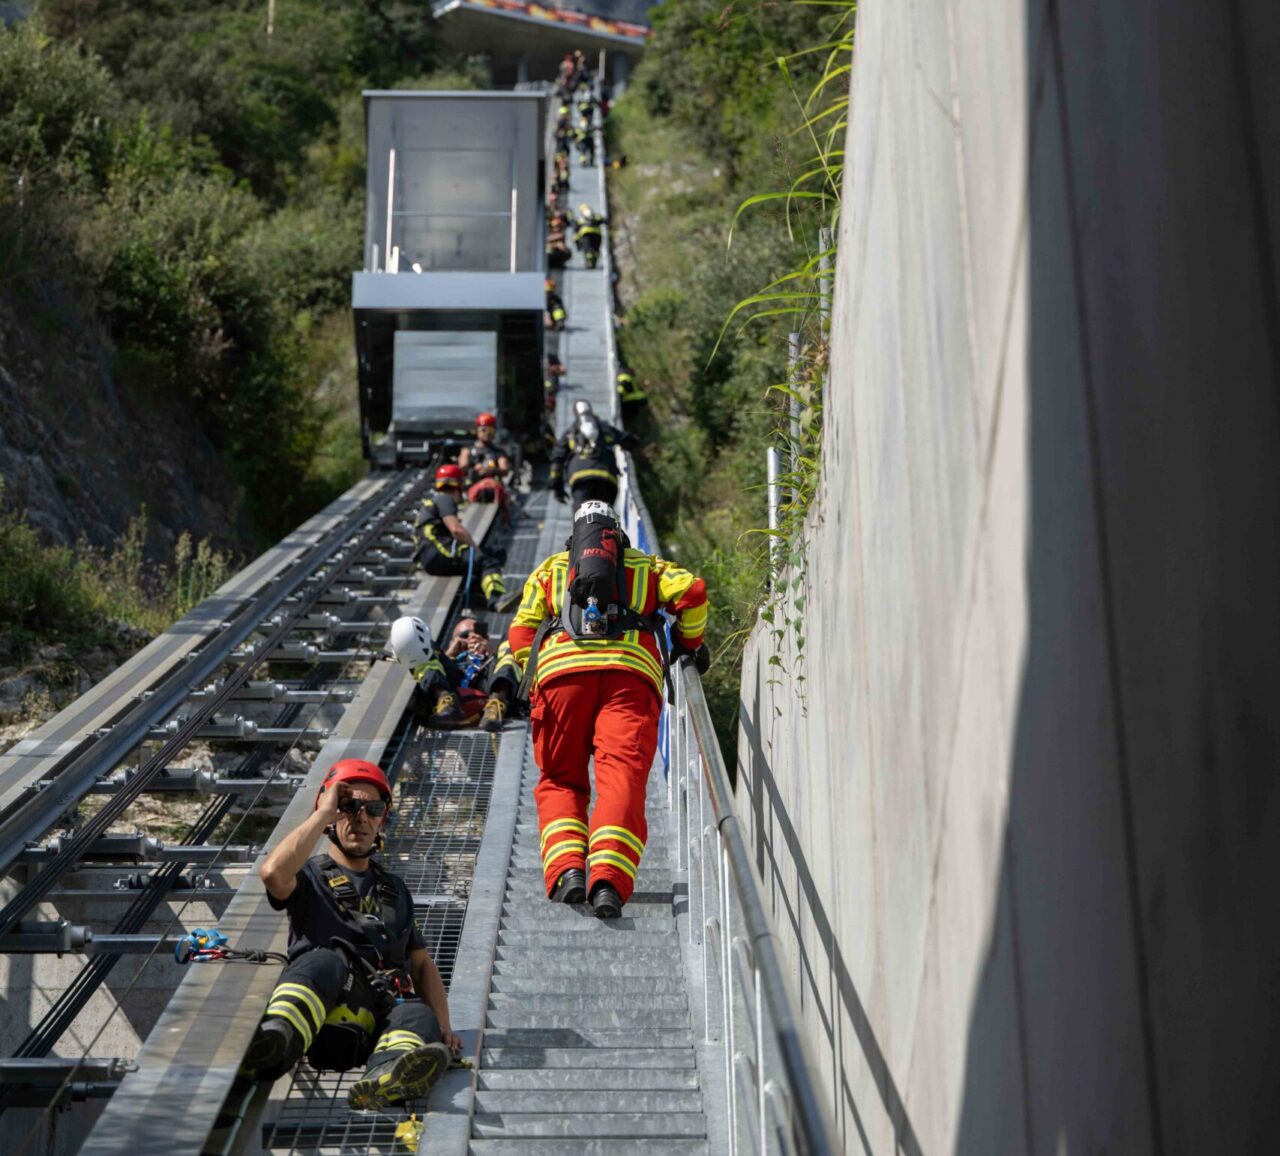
top-left (0, 480), bottom-right (402, 878)
top-left (0, 471), bottom-right (433, 942)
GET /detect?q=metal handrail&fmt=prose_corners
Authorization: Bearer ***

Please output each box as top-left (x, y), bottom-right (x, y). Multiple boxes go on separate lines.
top-left (680, 664), bottom-right (837, 1155)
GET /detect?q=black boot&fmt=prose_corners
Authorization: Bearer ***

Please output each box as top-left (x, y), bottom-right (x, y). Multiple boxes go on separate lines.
top-left (550, 867), bottom-right (586, 904)
top-left (348, 1041), bottom-right (451, 1111)
top-left (239, 1018), bottom-right (304, 1082)
top-left (590, 882), bottom-right (622, 919)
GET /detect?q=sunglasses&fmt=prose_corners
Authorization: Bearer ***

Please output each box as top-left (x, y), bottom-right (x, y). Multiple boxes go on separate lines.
top-left (337, 797), bottom-right (389, 818)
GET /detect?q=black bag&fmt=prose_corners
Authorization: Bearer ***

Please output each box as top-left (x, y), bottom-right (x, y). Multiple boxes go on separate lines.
top-left (564, 508), bottom-right (627, 639)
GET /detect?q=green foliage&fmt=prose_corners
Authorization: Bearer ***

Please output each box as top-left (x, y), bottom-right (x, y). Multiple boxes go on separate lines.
top-left (642, 0), bottom-right (828, 179)
top-left (0, 22), bottom-right (116, 183)
top-left (611, 0), bottom-right (852, 757)
top-left (0, 485), bottom-right (231, 660)
top-left (0, 3), bottom-right (436, 544)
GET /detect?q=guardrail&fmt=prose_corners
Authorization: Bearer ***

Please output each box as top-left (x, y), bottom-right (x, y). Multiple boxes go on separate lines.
top-left (617, 457), bottom-right (835, 1154)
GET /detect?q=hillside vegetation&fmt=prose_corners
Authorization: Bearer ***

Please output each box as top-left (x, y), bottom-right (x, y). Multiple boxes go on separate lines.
top-left (0, 1), bottom-right (476, 670)
top-left (1, 2), bottom-right (479, 546)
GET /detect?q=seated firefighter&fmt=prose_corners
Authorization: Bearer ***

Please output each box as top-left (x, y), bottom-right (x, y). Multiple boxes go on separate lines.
top-left (413, 463), bottom-right (506, 611)
top-left (549, 400), bottom-right (639, 508)
top-left (388, 614), bottom-right (502, 728)
top-left (243, 759), bottom-right (462, 1110)
top-left (457, 412), bottom-right (512, 523)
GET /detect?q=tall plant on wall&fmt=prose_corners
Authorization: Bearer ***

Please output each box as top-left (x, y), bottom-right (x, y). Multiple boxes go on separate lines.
top-left (724, 0), bottom-right (853, 694)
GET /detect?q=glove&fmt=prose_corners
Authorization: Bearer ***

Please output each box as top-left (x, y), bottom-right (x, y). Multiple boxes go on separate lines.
top-left (677, 642), bottom-right (711, 676)
top-left (552, 478), bottom-right (567, 503)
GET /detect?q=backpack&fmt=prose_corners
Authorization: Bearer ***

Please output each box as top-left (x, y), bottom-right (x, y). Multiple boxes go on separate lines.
top-left (562, 508), bottom-right (629, 639)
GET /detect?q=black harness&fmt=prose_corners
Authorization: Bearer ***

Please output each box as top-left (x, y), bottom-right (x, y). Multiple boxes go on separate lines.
top-left (318, 860), bottom-right (415, 1008)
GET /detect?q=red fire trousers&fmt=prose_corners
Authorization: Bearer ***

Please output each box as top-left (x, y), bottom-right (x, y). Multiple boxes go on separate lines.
top-left (530, 669), bottom-right (662, 903)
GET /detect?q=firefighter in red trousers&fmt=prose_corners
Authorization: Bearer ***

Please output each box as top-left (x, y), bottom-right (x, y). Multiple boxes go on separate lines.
top-left (505, 501), bottom-right (709, 917)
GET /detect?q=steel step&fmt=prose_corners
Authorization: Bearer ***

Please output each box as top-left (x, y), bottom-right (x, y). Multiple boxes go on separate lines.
top-left (487, 993), bottom-right (687, 1015)
top-left (477, 1069), bottom-right (699, 1092)
top-left (494, 945), bottom-right (683, 967)
top-left (486, 1009), bottom-right (690, 1031)
top-left (470, 1141), bottom-right (708, 1155)
top-left (480, 1028), bottom-right (694, 1049)
top-left (479, 1047), bottom-right (697, 1071)
top-left (475, 1090), bottom-right (703, 1115)
top-left (496, 930), bottom-right (677, 949)
top-left (471, 1111), bottom-right (707, 1139)
top-left (488, 974), bottom-right (689, 996)
top-left (491, 954), bottom-right (683, 978)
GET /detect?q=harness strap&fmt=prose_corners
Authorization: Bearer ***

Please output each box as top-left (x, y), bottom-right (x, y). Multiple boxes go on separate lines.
top-left (319, 859), bottom-right (403, 968)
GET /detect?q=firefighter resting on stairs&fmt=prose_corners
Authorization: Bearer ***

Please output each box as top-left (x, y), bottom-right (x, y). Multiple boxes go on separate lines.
top-left (242, 759), bottom-right (462, 1110)
top-left (549, 400), bottom-right (639, 509)
top-left (389, 613), bottom-right (507, 729)
top-left (503, 501), bottom-right (710, 918)
top-left (457, 411), bottom-right (513, 525)
top-left (414, 463), bottom-right (506, 611)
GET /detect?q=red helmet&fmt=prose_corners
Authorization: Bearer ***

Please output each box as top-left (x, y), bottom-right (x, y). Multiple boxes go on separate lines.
top-left (315, 758), bottom-right (391, 809)
top-left (435, 463), bottom-right (464, 489)
top-left (476, 412), bottom-right (497, 428)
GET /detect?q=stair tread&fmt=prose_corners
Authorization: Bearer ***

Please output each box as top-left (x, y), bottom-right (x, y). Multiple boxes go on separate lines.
top-left (472, 1112), bottom-right (708, 1140)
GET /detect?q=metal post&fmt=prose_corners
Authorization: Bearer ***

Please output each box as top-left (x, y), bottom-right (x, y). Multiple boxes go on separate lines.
top-left (756, 963), bottom-right (767, 1154)
top-left (818, 227), bottom-right (832, 340)
top-left (723, 840), bottom-right (737, 1156)
top-left (766, 447), bottom-right (782, 579)
top-left (385, 148), bottom-right (396, 275)
top-left (787, 331), bottom-right (801, 488)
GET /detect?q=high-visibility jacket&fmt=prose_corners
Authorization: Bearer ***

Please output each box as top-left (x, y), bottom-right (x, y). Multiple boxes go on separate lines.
top-left (507, 548), bottom-right (708, 697)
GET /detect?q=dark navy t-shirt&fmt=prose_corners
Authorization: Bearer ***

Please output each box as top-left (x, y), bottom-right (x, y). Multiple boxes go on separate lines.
top-left (267, 854), bottom-right (425, 967)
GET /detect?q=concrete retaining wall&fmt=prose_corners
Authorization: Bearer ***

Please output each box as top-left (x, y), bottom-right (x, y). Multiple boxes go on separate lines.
top-left (737, 1), bottom-right (1280, 1152)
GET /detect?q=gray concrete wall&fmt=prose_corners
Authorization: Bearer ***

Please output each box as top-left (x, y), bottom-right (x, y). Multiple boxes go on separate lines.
top-left (737, 1), bottom-right (1280, 1153)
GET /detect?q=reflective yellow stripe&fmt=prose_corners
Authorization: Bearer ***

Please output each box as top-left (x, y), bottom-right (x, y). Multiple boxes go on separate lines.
top-left (590, 825), bottom-right (644, 856)
top-left (542, 839), bottom-right (586, 868)
top-left (266, 1001), bottom-right (315, 1045)
top-left (537, 645), bottom-right (663, 685)
top-left (551, 561), bottom-right (567, 616)
top-left (631, 560), bottom-right (651, 612)
top-left (324, 1004), bottom-right (378, 1033)
top-left (544, 842), bottom-right (587, 871)
top-left (274, 982), bottom-right (325, 1031)
top-left (378, 1031), bottom-right (425, 1048)
top-left (678, 605), bottom-right (708, 634)
top-left (539, 818), bottom-right (589, 849)
top-left (588, 850), bottom-right (638, 878)
top-left (568, 467), bottom-right (616, 484)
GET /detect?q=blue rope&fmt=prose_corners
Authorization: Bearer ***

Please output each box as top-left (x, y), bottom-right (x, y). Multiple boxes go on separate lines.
top-left (464, 541), bottom-right (476, 608)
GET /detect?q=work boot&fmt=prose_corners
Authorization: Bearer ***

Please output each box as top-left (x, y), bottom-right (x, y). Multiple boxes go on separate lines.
top-left (239, 1018), bottom-right (302, 1083)
top-left (590, 882), bottom-right (622, 919)
top-left (348, 1041), bottom-right (451, 1111)
top-left (431, 691), bottom-right (466, 726)
top-left (550, 867), bottom-right (587, 905)
top-left (479, 694), bottom-right (507, 733)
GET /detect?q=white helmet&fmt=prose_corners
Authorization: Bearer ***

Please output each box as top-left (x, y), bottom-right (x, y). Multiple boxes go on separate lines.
top-left (388, 616), bottom-right (433, 666)
top-left (575, 500), bottom-right (619, 525)
top-left (578, 416), bottom-right (600, 443)
top-left (573, 400), bottom-right (593, 417)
